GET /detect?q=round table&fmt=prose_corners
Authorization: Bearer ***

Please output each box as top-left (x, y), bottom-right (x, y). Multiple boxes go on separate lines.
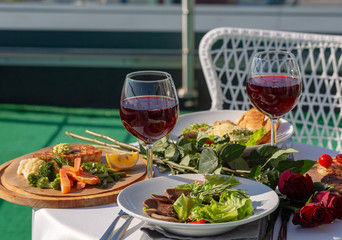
top-left (31, 142), bottom-right (342, 240)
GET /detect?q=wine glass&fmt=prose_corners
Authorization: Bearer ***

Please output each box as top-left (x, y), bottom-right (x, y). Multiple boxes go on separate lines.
top-left (246, 51), bottom-right (302, 146)
top-left (120, 71), bottom-right (179, 179)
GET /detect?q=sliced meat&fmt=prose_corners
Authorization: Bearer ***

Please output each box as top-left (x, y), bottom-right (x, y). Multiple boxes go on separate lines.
top-left (143, 198), bottom-right (176, 217)
top-left (165, 188), bottom-right (190, 201)
top-left (150, 213), bottom-right (179, 222)
top-left (151, 194), bottom-right (173, 203)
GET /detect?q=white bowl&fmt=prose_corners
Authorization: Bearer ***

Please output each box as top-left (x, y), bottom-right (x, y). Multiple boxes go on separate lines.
top-left (117, 174), bottom-right (279, 237)
top-left (170, 110), bottom-right (293, 156)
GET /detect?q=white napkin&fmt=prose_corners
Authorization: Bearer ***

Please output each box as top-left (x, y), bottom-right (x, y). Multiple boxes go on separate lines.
top-left (140, 218), bottom-right (267, 240)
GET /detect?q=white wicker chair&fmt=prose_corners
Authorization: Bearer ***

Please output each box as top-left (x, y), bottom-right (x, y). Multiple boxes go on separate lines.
top-left (199, 27), bottom-right (342, 151)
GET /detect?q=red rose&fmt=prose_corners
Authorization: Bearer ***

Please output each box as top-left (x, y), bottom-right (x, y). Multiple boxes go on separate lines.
top-left (278, 170), bottom-right (314, 200)
top-left (292, 202), bottom-right (335, 227)
top-left (313, 191), bottom-right (342, 219)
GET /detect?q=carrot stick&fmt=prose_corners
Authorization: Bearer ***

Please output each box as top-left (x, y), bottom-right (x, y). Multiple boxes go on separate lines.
top-left (74, 157), bottom-right (82, 176)
top-left (59, 168), bottom-right (71, 194)
top-left (76, 181), bottom-right (86, 190)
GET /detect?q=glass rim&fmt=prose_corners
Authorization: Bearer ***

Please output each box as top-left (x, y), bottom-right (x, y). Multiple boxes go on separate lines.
top-left (126, 70), bottom-right (172, 83)
top-left (253, 50), bottom-right (296, 60)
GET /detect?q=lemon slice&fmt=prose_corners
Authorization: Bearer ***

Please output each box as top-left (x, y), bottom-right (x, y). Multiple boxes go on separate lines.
top-left (105, 152), bottom-right (139, 171)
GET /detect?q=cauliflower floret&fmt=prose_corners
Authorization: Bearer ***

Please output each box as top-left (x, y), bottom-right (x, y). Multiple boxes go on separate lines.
top-left (17, 158), bottom-right (46, 179)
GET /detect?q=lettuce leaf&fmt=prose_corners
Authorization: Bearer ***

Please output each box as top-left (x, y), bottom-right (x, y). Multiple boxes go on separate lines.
top-left (173, 194), bottom-right (203, 221)
top-left (173, 174), bottom-right (254, 222)
top-left (246, 127), bottom-right (266, 147)
top-left (190, 199), bottom-right (238, 223)
top-left (220, 192), bottom-right (254, 220)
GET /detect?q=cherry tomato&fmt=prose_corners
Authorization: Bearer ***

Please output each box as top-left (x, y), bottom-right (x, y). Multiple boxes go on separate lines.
top-left (319, 154), bottom-right (333, 168)
top-left (204, 140), bottom-right (213, 146)
top-left (336, 154), bottom-right (342, 164)
top-left (188, 219), bottom-right (206, 224)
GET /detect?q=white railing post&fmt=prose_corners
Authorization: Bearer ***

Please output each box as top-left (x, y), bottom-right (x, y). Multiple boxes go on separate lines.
top-left (179, 0), bottom-right (198, 107)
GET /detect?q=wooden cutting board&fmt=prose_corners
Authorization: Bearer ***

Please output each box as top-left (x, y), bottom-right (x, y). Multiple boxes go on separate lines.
top-left (0, 143), bottom-right (146, 208)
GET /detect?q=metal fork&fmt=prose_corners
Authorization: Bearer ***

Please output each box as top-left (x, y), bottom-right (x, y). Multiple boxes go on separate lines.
top-left (100, 210), bottom-right (128, 240)
top-left (109, 215), bottom-right (133, 240)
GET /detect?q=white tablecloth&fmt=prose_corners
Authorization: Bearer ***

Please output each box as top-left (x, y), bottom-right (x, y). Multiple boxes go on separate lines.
top-left (32, 142), bottom-right (342, 240)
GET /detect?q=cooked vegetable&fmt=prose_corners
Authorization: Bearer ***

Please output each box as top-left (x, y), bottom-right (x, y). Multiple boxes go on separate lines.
top-left (27, 161), bottom-right (60, 189)
top-left (81, 162), bottom-right (126, 188)
top-left (60, 168), bottom-right (71, 194)
top-left (36, 177), bottom-right (52, 189)
top-left (17, 158), bottom-right (46, 179)
top-left (51, 174), bottom-right (61, 190)
top-left (64, 166), bottom-right (100, 185)
top-left (38, 161), bottom-right (56, 182)
top-left (74, 157), bottom-right (81, 175)
top-left (53, 143), bottom-right (72, 155)
top-left (27, 173), bottom-right (41, 187)
top-left (53, 155), bottom-right (70, 167)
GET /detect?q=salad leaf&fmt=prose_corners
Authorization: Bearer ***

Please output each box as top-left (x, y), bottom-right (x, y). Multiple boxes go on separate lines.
top-left (196, 131), bottom-right (210, 147)
top-left (220, 192), bottom-right (254, 220)
top-left (178, 174), bottom-right (242, 202)
top-left (246, 127), bottom-right (266, 147)
top-left (190, 199), bottom-right (238, 223)
top-left (182, 123), bottom-right (209, 134)
top-left (173, 194), bottom-right (203, 221)
top-left (173, 174), bottom-right (253, 223)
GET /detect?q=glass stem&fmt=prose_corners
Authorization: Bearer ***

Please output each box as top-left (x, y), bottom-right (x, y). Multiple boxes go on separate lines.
top-left (270, 117), bottom-right (278, 146)
top-left (146, 144), bottom-right (154, 179)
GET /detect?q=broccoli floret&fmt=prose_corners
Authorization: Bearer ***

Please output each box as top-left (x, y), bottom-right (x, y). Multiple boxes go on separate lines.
top-left (35, 174), bottom-right (61, 190)
top-left (36, 177), bottom-right (52, 189)
top-left (27, 173), bottom-right (40, 187)
top-left (38, 161), bottom-right (56, 181)
top-left (51, 175), bottom-right (61, 190)
top-left (51, 160), bottom-right (60, 176)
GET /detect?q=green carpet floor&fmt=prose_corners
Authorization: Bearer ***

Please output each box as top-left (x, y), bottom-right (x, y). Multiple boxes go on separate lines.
top-left (0, 104), bottom-right (137, 240)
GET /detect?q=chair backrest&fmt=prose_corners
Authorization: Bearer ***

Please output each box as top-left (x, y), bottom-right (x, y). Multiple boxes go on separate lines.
top-left (199, 27), bottom-right (342, 151)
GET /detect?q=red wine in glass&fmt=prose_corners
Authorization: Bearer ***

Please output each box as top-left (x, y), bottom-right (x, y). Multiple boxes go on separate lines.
top-left (246, 75), bottom-right (301, 117)
top-left (120, 96), bottom-right (179, 144)
top-left (247, 51), bottom-right (302, 146)
top-left (120, 71), bottom-right (179, 179)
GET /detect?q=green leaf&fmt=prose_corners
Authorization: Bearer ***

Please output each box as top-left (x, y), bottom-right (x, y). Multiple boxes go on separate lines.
top-left (196, 131), bottom-right (209, 147)
top-left (248, 146), bottom-right (280, 167)
top-left (198, 148), bottom-right (219, 174)
top-left (213, 134), bottom-right (230, 144)
top-left (246, 127), bottom-right (265, 147)
top-left (177, 136), bottom-right (190, 146)
top-left (173, 194), bottom-right (194, 220)
top-left (220, 144), bottom-right (246, 163)
top-left (228, 157), bottom-right (250, 171)
top-left (313, 182), bottom-right (334, 192)
top-left (276, 159), bottom-right (316, 174)
top-left (180, 154), bottom-right (191, 166)
top-left (213, 142), bottom-right (227, 154)
top-left (164, 145), bottom-right (180, 162)
top-left (248, 146), bottom-right (297, 169)
top-left (153, 137), bottom-right (169, 154)
top-left (249, 165), bottom-right (262, 178)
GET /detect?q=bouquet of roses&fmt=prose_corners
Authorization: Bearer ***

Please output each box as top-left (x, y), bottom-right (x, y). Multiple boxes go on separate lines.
top-left (278, 169), bottom-right (342, 228)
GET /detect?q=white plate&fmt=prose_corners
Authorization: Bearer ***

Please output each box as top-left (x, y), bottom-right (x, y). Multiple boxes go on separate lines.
top-left (117, 174), bottom-right (279, 237)
top-left (170, 110), bottom-right (294, 156)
